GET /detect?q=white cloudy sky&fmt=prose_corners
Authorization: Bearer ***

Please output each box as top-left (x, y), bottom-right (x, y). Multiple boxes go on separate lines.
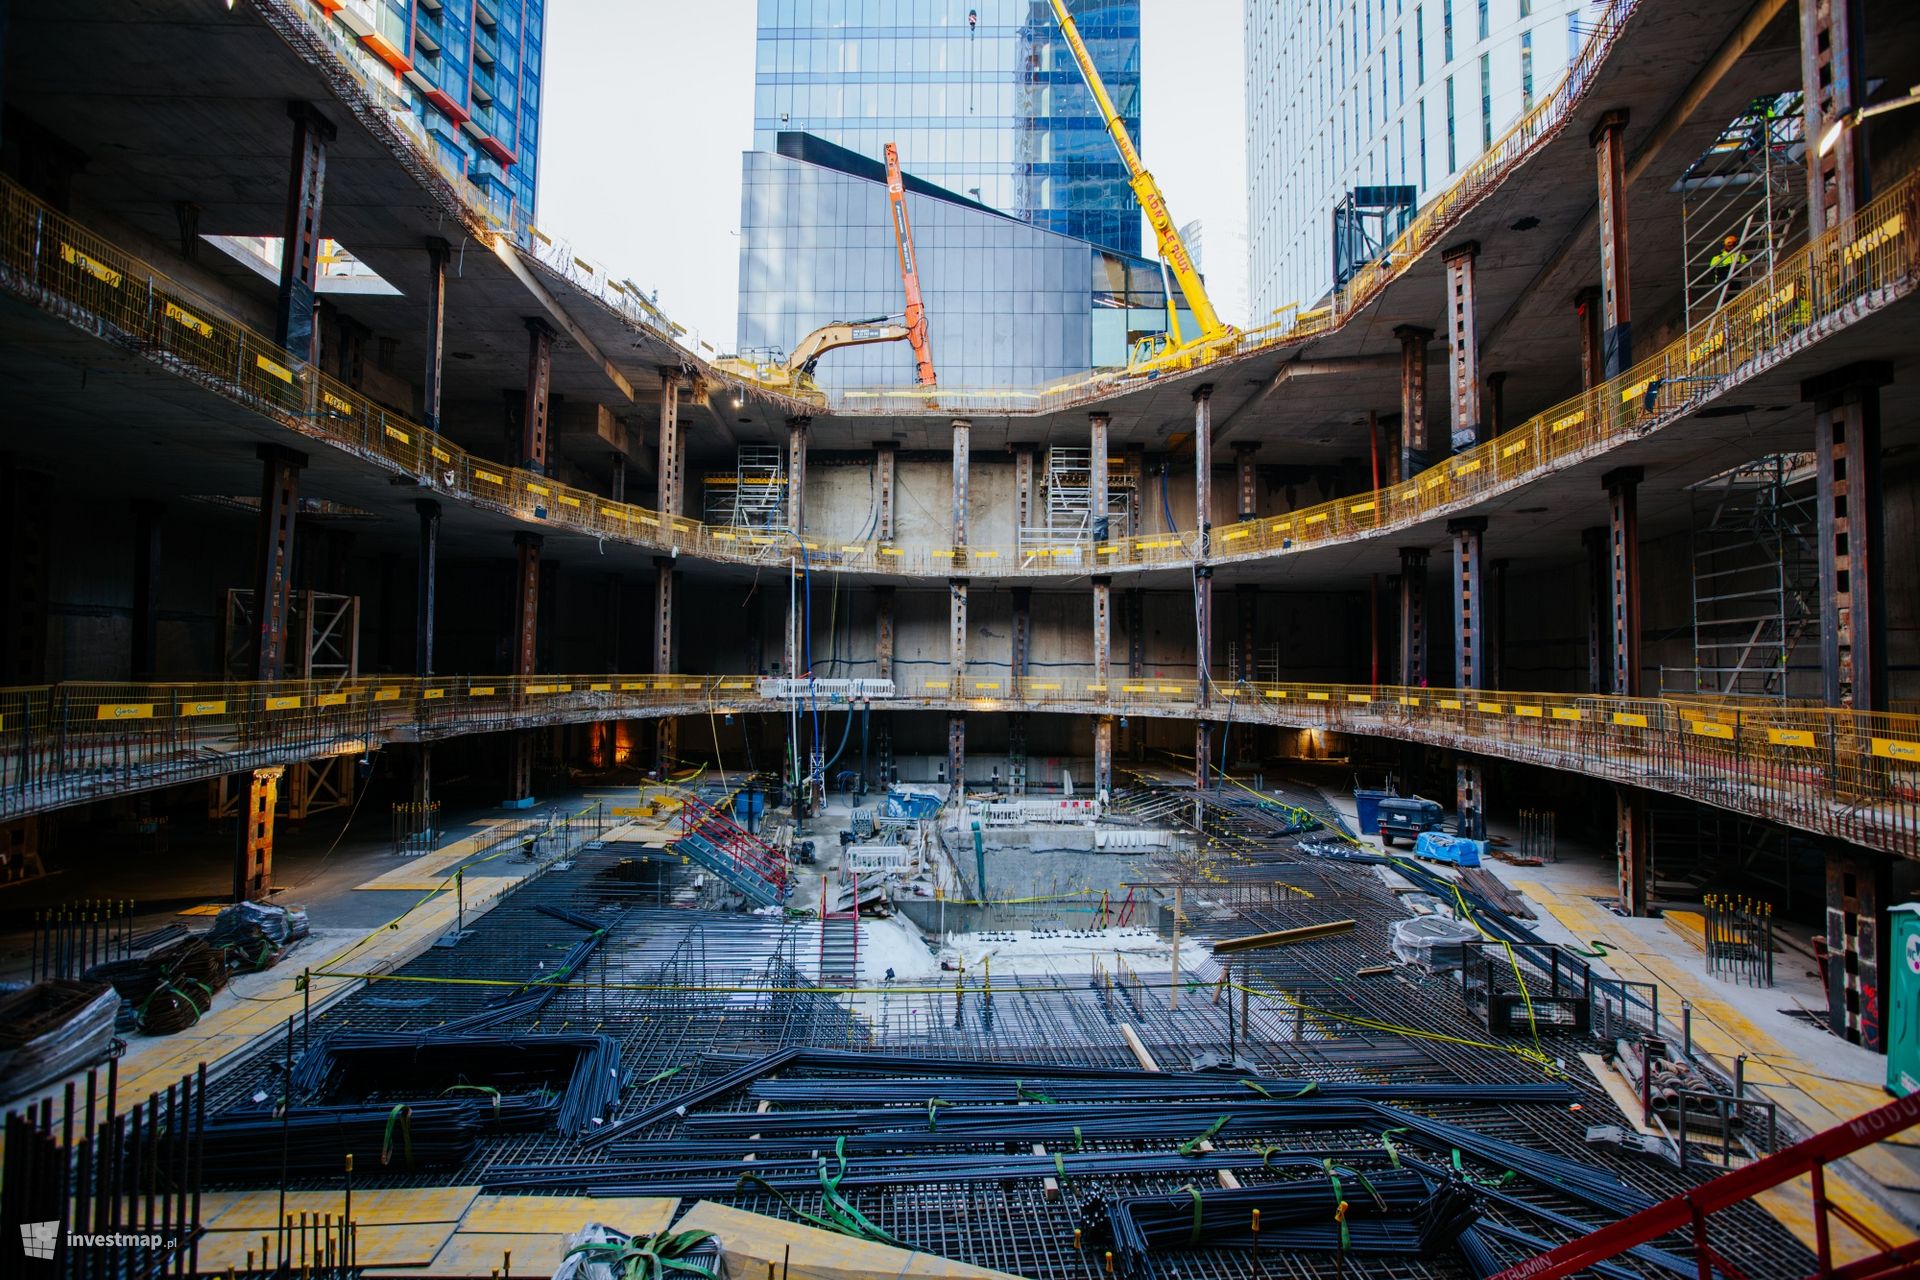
top-left (538, 0), bottom-right (1249, 355)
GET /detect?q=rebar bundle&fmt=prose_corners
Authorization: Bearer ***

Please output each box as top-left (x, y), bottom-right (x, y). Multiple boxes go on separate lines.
top-left (1704, 893), bottom-right (1774, 986)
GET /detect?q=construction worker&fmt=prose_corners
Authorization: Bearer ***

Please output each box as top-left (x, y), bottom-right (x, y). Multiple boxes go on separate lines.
top-left (1709, 234), bottom-right (1748, 286)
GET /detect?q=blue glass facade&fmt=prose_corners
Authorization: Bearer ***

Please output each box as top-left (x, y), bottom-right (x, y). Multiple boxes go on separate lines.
top-left (752, 0), bottom-right (1141, 257)
top-left (737, 140), bottom-right (1188, 391)
top-left (327, 0), bottom-right (545, 219)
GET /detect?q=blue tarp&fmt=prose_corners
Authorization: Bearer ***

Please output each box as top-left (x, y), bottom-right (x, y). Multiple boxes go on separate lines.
top-left (883, 788), bottom-right (943, 820)
top-left (1414, 831), bottom-right (1485, 867)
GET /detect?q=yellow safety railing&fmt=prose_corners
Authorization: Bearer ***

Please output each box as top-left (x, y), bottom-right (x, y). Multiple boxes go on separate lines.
top-left (4, 673), bottom-right (1917, 853)
top-left (1, 157), bottom-right (1915, 584)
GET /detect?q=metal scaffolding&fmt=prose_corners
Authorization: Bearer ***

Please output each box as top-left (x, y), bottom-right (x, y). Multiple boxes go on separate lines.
top-left (1665, 454), bottom-right (1820, 700)
top-left (1679, 93), bottom-right (1806, 332)
top-left (215, 590), bottom-right (361, 820)
top-left (702, 445), bottom-right (788, 530)
top-left (1020, 447), bottom-right (1137, 549)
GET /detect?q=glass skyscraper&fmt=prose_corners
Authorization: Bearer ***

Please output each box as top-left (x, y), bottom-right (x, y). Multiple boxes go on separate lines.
top-left (752, 0), bottom-right (1141, 256)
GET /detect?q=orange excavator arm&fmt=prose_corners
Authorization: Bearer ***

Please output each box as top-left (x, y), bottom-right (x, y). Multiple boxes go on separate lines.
top-left (884, 142), bottom-right (937, 386)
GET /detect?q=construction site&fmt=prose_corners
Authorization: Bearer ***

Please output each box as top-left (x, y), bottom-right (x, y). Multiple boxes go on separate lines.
top-left (4, 0), bottom-right (1920, 1277)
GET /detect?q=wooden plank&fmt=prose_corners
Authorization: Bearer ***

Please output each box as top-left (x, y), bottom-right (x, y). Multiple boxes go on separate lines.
top-left (1210, 919), bottom-right (1356, 953)
top-left (1117, 1023), bottom-right (1161, 1072)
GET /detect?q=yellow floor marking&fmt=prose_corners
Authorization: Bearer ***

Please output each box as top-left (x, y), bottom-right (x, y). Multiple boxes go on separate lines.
top-left (1753, 1173), bottom-right (1914, 1264)
top-left (177, 902), bottom-right (227, 917)
top-left (352, 822), bottom-right (512, 891)
top-left (201, 1187), bottom-right (481, 1229)
top-left (1663, 910), bottom-right (1707, 954)
top-left (196, 1220), bottom-right (456, 1269)
top-left (454, 1195), bottom-right (678, 1236)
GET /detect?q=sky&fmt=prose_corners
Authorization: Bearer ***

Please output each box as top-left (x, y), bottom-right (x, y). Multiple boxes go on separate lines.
top-left (537, 1), bottom-right (1249, 356)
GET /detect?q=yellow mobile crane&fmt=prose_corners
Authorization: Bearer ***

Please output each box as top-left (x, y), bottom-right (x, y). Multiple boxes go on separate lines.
top-left (1047, 0), bottom-right (1239, 374)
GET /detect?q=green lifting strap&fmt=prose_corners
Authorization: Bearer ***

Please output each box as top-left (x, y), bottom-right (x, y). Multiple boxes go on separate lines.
top-left (1182, 1183), bottom-right (1205, 1245)
top-left (1178, 1114), bottom-right (1230, 1156)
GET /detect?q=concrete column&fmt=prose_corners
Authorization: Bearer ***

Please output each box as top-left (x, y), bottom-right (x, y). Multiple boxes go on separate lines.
top-left (1592, 110), bottom-right (1633, 377)
top-left (1582, 526), bottom-right (1611, 694)
top-left (1010, 586), bottom-right (1032, 684)
top-left (132, 500), bottom-right (163, 679)
top-left (1826, 842), bottom-right (1892, 1049)
top-left (1394, 325), bottom-right (1433, 478)
top-left (520, 319), bottom-right (554, 473)
top-left (874, 441), bottom-right (897, 543)
top-left (874, 585), bottom-right (895, 682)
top-left (787, 416), bottom-right (810, 534)
top-left (274, 103), bottom-right (334, 361)
top-left (506, 531), bottom-right (542, 806)
top-left (1573, 287), bottom-right (1604, 391)
top-left (1800, 0), bottom-right (1868, 238)
top-left (249, 444), bottom-right (307, 680)
top-left (423, 237), bottom-right (450, 432)
top-left (1233, 443), bottom-right (1259, 521)
top-left (1603, 467), bottom-right (1644, 698)
top-left (1192, 387), bottom-right (1213, 555)
top-left (1093, 716), bottom-right (1113, 799)
top-left (1089, 413), bottom-right (1111, 542)
top-left (1236, 584), bottom-right (1257, 682)
top-left (1012, 442), bottom-right (1037, 549)
top-left (657, 372), bottom-right (682, 520)
top-left (951, 418), bottom-right (971, 551)
top-left (1806, 363), bottom-right (1890, 711)
top-left (1397, 547), bottom-right (1428, 687)
top-left (1616, 786), bottom-right (1649, 918)
top-left (1448, 516), bottom-right (1488, 690)
top-left (1442, 243), bottom-right (1481, 453)
top-left (415, 499), bottom-right (440, 676)
top-left (654, 556), bottom-right (677, 775)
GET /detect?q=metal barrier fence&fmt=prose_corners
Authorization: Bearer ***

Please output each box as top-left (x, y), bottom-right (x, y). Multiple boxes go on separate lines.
top-left (2, 673), bottom-right (1916, 855)
top-left (2, 153), bottom-right (1915, 586)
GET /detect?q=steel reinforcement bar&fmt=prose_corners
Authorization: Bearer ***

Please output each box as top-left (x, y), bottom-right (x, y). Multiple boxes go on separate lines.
top-left (2, 674), bottom-right (1915, 855)
top-left (1, 161), bottom-right (1915, 581)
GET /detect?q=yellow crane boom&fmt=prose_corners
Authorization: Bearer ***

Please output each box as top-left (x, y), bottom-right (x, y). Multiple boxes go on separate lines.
top-left (1047, 0), bottom-right (1228, 343)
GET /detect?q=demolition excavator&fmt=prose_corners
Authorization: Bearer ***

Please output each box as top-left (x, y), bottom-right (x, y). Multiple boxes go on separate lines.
top-left (715, 142), bottom-right (937, 393)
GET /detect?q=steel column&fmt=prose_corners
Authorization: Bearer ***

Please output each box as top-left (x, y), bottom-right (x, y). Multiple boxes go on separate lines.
top-left (1442, 243), bottom-right (1481, 452)
top-left (422, 238), bottom-right (450, 432)
top-left (947, 714), bottom-right (966, 798)
top-left (520, 318), bottom-right (554, 472)
top-left (506, 531), bottom-right (542, 805)
top-left (1616, 786), bottom-right (1649, 918)
top-left (1604, 467), bottom-right (1644, 698)
top-left (1398, 547), bottom-right (1428, 687)
top-left (874, 441), bottom-right (897, 542)
top-left (1195, 721), bottom-right (1213, 793)
top-left (235, 766), bottom-right (284, 903)
top-left (949, 574), bottom-right (968, 798)
top-left (1012, 443), bottom-right (1037, 550)
top-left (1825, 842), bottom-right (1891, 1049)
top-left (1093, 716), bottom-right (1114, 799)
top-left (655, 556), bottom-right (677, 775)
top-left (1805, 363), bottom-right (1890, 711)
top-left (249, 445), bottom-right (307, 681)
top-left (610, 452), bottom-right (627, 503)
top-left (414, 499), bottom-right (439, 676)
top-left (951, 418), bottom-right (971, 552)
top-left (1574, 287), bottom-right (1605, 390)
top-left (1592, 110), bottom-right (1633, 377)
top-left (1395, 325), bottom-right (1433, 477)
top-left (1449, 516), bottom-right (1488, 690)
top-left (1125, 588), bottom-right (1145, 760)
top-left (1800, 0), bottom-right (1868, 237)
top-left (1089, 413), bottom-right (1111, 542)
top-left (131, 500), bottom-right (163, 680)
top-left (1193, 387), bottom-right (1213, 555)
top-left (1092, 575), bottom-right (1112, 689)
top-left (1233, 443), bottom-right (1259, 521)
top-left (274, 104), bottom-right (334, 362)
top-left (1582, 526), bottom-right (1612, 694)
top-left (1010, 586), bottom-right (1031, 681)
top-left (874, 586), bottom-right (895, 681)
top-left (787, 417), bottom-right (810, 534)
top-left (1485, 371), bottom-right (1507, 437)
top-left (1382, 415), bottom-right (1403, 486)
top-left (1237, 584), bottom-right (1257, 682)
top-left (1194, 567), bottom-right (1213, 706)
top-left (657, 372), bottom-right (682, 520)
